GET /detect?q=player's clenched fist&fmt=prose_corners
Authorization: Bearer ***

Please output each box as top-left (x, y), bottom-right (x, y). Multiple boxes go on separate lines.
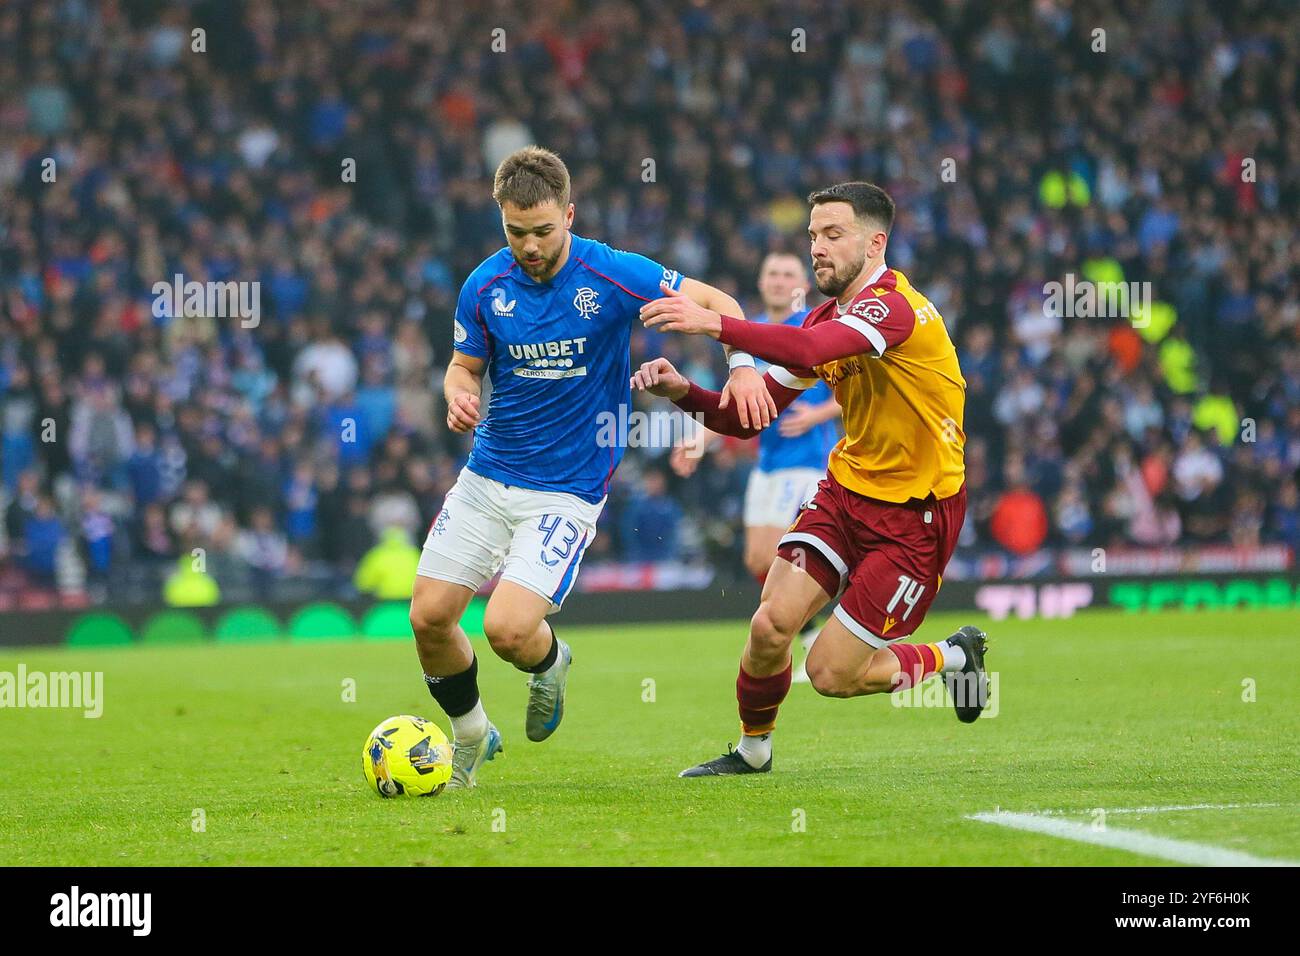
top-left (630, 358), bottom-right (689, 400)
top-left (446, 392), bottom-right (481, 432)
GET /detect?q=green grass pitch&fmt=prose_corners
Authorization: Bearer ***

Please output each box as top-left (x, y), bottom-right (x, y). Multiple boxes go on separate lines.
top-left (1, 609), bottom-right (1296, 866)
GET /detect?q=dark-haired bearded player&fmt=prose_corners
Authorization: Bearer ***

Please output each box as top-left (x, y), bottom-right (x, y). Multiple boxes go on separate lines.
top-left (633, 182), bottom-right (990, 776)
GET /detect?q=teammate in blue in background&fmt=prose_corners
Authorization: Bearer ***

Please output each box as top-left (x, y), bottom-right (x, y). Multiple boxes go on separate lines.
top-left (671, 253), bottom-right (841, 682)
top-left (410, 146), bottom-right (777, 788)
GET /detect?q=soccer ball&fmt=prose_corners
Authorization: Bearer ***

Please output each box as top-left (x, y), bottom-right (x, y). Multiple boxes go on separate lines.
top-left (362, 714), bottom-right (454, 797)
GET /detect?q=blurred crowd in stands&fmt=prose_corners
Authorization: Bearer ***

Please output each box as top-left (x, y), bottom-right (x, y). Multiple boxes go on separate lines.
top-left (1, 0), bottom-right (1298, 602)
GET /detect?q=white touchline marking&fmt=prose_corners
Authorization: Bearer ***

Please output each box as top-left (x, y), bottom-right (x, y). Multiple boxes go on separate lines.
top-left (1033, 802), bottom-right (1284, 816)
top-left (968, 811), bottom-right (1299, 867)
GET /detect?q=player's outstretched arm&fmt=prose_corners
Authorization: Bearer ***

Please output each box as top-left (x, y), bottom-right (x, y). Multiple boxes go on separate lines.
top-left (675, 276), bottom-right (743, 330)
top-left (638, 280), bottom-right (727, 338)
top-left (445, 351), bottom-right (485, 433)
top-left (640, 281), bottom-right (884, 368)
top-left (714, 316), bottom-right (879, 368)
top-left (645, 278), bottom-right (778, 428)
top-left (630, 358), bottom-right (801, 439)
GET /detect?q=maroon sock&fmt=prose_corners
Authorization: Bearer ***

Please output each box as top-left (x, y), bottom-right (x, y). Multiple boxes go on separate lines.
top-left (737, 662), bottom-right (792, 734)
top-left (886, 643), bottom-right (939, 691)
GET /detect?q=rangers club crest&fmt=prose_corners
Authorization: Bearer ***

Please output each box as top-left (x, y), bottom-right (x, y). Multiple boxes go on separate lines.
top-left (573, 287), bottom-right (601, 320)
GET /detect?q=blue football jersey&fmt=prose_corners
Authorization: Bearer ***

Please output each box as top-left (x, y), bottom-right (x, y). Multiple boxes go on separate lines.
top-left (453, 233), bottom-right (682, 503)
top-left (755, 311), bottom-right (840, 473)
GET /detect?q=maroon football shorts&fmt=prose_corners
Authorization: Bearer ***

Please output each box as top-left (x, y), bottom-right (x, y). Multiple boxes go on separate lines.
top-left (776, 472), bottom-right (966, 647)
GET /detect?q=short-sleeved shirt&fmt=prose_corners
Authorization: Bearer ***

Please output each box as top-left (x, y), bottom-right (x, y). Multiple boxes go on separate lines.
top-left (769, 265), bottom-right (966, 502)
top-left (453, 233), bottom-right (683, 503)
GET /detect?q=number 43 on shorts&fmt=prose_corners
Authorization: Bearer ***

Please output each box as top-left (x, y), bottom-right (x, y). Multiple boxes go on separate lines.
top-left (538, 514), bottom-right (581, 567)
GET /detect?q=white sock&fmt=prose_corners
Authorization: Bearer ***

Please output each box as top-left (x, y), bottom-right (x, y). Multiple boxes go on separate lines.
top-left (450, 700), bottom-right (488, 744)
top-left (736, 732), bottom-right (771, 769)
top-left (939, 641), bottom-right (967, 672)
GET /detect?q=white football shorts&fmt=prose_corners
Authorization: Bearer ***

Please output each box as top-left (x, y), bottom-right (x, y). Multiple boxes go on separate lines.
top-left (417, 467), bottom-right (603, 612)
top-left (743, 466), bottom-right (825, 528)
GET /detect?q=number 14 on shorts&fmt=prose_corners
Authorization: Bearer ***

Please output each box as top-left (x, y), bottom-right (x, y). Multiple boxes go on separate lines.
top-left (885, 574), bottom-right (926, 631)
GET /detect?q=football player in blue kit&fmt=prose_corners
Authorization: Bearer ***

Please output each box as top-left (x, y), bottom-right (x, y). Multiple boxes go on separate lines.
top-left (410, 146), bottom-right (776, 788)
